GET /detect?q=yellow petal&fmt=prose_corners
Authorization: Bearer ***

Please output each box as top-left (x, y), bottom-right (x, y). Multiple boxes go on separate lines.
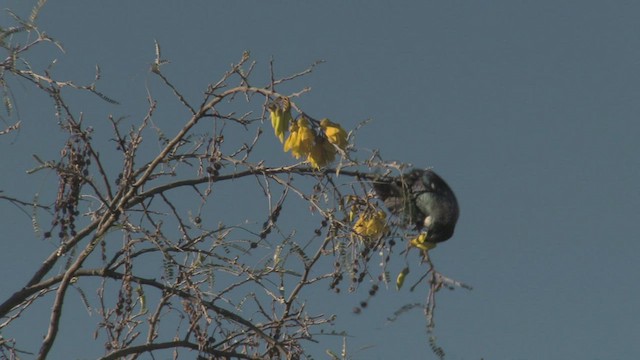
top-left (269, 108), bottom-right (286, 143)
top-left (279, 108), bottom-right (293, 143)
top-left (396, 267), bottom-right (409, 290)
top-left (269, 98), bottom-right (293, 143)
top-left (410, 233), bottom-right (437, 251)
top-left (283, 128), bottom-right (297, 153)
top-left (291, 120), bottom-right (315, 158)
top-left (354, 210), bottom-right (388, 239)
top-left (320, 118), bottom-right (348, 150)
top-left (307, 138), bottom-right (336, 169)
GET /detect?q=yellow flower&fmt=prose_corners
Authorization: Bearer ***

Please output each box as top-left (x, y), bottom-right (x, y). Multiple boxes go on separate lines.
top-left (396, 267), bottom-right (409, 290)
top-left (320, 118), bottom-right (348, 151)
top-left (410, 232), bottom-right (437, 251)
top-left (268, 97), bottom-right (292, 143)
top-left (307, 137), bottom-right (336, 169)
top-left (354, 210), bottom-right (388, 239)
top-left (284, 117), bottom-right (315, 159)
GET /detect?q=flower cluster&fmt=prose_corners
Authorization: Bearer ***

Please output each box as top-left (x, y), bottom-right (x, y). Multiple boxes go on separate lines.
top-left (320, 118), bottom-right (348, 150)
top-left (284, 117), bottom-right (315, 159)
top-left (409, 232), bottom-right (437, 251)
top-left (268, 97), bottom-right (293, 143)
top-left (268, 97), bottom-right (348, 169)
top-left (344, 195), bottom-right (389, 245)
top-left (353, 210), bottom-right (389, 241)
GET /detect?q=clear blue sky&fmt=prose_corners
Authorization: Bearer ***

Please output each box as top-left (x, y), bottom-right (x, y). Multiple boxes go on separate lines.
top-left (2, 1), bottom-right (640, 359)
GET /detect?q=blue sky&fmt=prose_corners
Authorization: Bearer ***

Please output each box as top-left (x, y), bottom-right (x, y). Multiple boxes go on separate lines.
top-left (2, 1), bottom-right (640, 359)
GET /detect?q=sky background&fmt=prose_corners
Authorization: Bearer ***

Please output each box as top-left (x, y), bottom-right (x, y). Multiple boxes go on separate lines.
top-left (2, 1), bottom-right (640, 359)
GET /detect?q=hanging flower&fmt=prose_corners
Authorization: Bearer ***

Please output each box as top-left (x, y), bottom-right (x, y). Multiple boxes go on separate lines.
top-left (307, 137), bottom-right (336, 169)
top-left (268, 97), bottom-right (293, 143)
top-left (396, 267), bottom-right (409, 290)
top-left (284, 117), bottom-right (315, 159)
top-left (353, 210), bottom-right (388, 240)
top-left (320, 118), bottom-right (348, 151)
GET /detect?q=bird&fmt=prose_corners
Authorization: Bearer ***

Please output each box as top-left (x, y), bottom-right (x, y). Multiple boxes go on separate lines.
top-left (372, 169), bottom-right (459, 243)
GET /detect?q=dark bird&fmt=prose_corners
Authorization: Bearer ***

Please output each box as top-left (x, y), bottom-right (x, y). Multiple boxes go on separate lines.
top-left (373, 169), bottom-right (459, 243)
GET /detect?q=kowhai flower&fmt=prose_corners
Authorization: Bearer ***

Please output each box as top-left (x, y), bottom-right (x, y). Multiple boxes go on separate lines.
top-left (320, 118), bottom-right (348, 151)
top-left (410, 232), bottom-right (437, 251)
top-left (284, 117), bottom-right (314, 159)
top-left (353, 210), bottom-right (388, 240)
top-left (307, 137), bottom-right (336, 169)
top-left (268, 97), bottom-right (292, 143)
